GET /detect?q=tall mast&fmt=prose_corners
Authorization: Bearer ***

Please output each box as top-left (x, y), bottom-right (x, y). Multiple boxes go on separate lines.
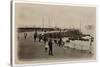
top-left (80, 15), bottom-right (81, 32)
top-left (48, 16), bottom-right (51, 27)
top-left (42, 16), bottom-right (44, 28)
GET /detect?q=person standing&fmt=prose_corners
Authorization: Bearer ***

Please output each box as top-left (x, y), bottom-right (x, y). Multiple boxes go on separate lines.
top-left (58, 38), bottom-right (62, 47)
top-left (39, 34), bottom-right (42, 42)
top-left (43, 35), bottom-right (48, 43)
top-left (24, 32), bottom-right (27, 39)
top-left (48, 39), bottom-right (53, 56)
top-left (45, 41), bottom-right (49, 53)
top-left (34, 30), bottom-right (37, 42)
top-left (89, 36), bottom-right (94, 54)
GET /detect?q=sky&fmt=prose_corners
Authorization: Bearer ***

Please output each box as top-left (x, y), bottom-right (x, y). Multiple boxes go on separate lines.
top-left (15, 3), bottom-right (96, 34)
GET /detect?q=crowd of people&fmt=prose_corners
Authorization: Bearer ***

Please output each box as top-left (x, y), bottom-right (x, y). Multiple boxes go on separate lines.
top-left (23, 30), bottom-right (71, 56)
top-left (22, 30), bottom-right (94, 56)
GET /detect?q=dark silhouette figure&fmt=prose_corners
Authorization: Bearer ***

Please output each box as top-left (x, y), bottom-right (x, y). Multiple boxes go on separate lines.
top-left (89, 36), bottom-right (94, 54)
top-left (54, 40), bottom-right (58, 44)
top-left (48, 39), bottom-right (53, 56)
top-left (34, 31), bottom-right (37, 42)
top-left (58, 38), bottom-right (62, 47)
top-left (43, 35), bottom-right (48, 43)
top-left (24, 32), bottom-right (27, 39)
top-left (39, 34), bottom-right (42, 42)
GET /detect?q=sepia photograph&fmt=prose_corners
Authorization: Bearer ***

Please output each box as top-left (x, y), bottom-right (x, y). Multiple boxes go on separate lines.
top-left (11, 0), bottom-right (96, 66)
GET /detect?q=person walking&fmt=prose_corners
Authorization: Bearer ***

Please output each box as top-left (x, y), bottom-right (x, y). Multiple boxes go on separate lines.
top-left (48, 39), bottom-right (53, 56)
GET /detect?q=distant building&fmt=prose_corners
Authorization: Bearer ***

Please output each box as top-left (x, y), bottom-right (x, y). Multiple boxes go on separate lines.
top-left (17, 27), bottom-right (60, 32)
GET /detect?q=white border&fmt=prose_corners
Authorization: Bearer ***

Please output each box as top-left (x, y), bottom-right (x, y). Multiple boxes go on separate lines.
top-left (14, 0), bottom-right (96, 7)
top-left (11, 0), bottom-right (96, 66)
top-left (12, 0), bottom-right (15, 66)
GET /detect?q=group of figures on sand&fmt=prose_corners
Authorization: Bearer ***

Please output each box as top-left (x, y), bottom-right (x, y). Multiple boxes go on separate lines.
top-left (23, 30), bottom-right (94, 56)
top-left (23, 31), bottom-right (69, 56)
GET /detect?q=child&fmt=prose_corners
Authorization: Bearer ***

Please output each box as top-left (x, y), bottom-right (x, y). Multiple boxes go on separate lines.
top-left (45, 41), bottom-right (49, 53)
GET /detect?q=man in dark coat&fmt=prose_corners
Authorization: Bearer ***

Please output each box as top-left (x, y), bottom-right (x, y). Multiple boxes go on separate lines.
top-left (48, 39), bottom-right (53, 56)
top-left (34, 31), bottom-right (37, 42)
